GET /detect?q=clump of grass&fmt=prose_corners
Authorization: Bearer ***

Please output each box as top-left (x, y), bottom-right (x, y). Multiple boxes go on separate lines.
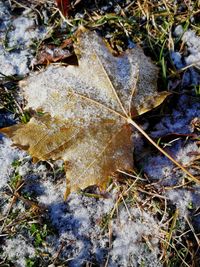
top-left (61, 0), bottom-right (200, 90)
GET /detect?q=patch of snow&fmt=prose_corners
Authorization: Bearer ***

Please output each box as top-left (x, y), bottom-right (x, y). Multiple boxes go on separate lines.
top-left (176, 142), bottom-right (200, 166)
top-left (150, 95), bottom-right (200, 137)
top-left (0, 138), bottom-right (25, 191)
top-left (0, 2), bottom-right (11, 36)
top-left (173, 25), bottom-right (184, 37)
top-left (170, 27), bottom-right (200, 85)
top-left (182, 30), bottom-right (200, 67)
top-left (110, 207), bottom-right (162, 267)
top-left (141, 140), bottom-right (199, 186)
top-left (166, 189), bottom-right (191, 217)
top-left (2, 235), bottom-right (35, 267)
top-left (133, 94), bottom-right (200, 218)
top-left (181, 29), bottom-right (200, 85)
top-left (38, 180), bottom-right (65, 205)
top-left (143, 155), bottom-right (174, 183)
top-left (0, 112), bottom-right (15, 128)
top-left (38, 181), bottom-right (114, 265)
top-left (0, 1), bottom-right (47, 77)
top-left (170, 51), bottom-right (184, 69)
top-left (36, 178), bottom-right (163, 266)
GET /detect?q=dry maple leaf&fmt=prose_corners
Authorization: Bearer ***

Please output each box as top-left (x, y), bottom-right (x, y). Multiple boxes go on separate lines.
top-left (1, 28), bottom-right (198, 196)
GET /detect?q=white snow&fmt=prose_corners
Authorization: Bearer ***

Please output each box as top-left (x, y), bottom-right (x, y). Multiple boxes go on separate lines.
top-left (2, 236), bottom-right (35, 267)
top-left (110, 207), bottom-right (162, 266)
top-left (150, 96), bottom-right (200, 138)
top-left (182, 30), bottom-right (200, 67)
top-left (0, 138), bottom-right (25, 190)
top-left (170, 51), bottom-right (183, 69)
top-left (166, 189), bottom-right (191, 217)
top-left (173, 25), bottom-right (184, 37)
top-left (0, 2), bottom-right (47, 77)
top-left (170, 28), bottom-right (200, 85)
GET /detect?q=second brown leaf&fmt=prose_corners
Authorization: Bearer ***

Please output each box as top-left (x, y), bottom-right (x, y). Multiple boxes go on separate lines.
top-left (56, 0), bottom-right (70, 17)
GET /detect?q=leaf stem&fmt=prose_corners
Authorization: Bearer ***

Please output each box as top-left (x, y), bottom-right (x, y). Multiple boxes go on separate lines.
top-left (127, 117), bottom-right (200, 184)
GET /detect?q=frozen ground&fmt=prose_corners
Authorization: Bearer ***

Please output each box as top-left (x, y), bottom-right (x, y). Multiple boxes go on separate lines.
top-left (0, 136), bottom-right (165, 267)
top-left (0, 1), bottom-right (200, 267)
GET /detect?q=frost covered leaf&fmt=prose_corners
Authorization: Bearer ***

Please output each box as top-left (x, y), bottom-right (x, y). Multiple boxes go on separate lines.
top-left (0, 29), bottom-right (168, 195)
